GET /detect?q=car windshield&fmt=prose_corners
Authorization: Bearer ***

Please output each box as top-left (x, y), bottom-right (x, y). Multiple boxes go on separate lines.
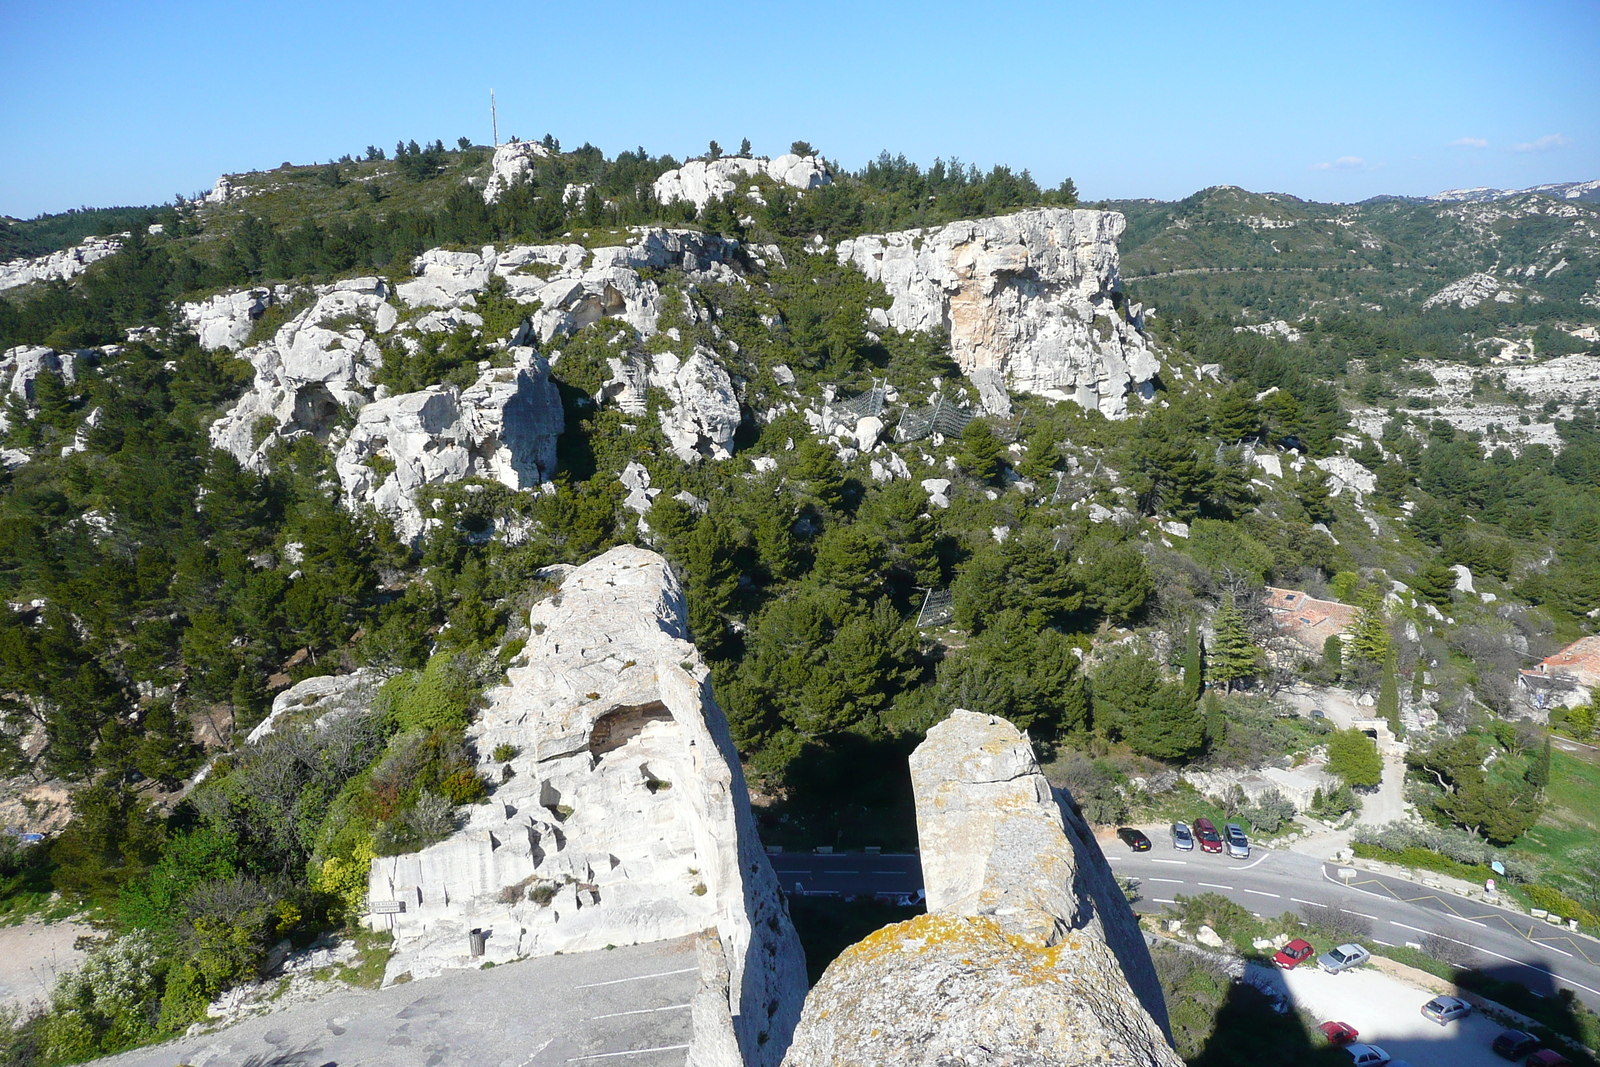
top-left (1198, 825), bottom-right (1219, 839)
top-left (1331, 948), bottom-right (1353, 962)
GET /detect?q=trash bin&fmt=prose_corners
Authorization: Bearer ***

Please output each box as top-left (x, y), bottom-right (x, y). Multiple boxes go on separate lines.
top-left (469, 928), bottom-right (487, 957)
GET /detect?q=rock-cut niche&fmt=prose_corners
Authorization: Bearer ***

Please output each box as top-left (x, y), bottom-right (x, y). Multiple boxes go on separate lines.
top-left (589, 700), bottom-right (675, 758)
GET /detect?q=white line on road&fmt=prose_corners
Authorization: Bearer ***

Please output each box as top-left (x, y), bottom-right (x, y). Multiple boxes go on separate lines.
top-left (575, 967), bottom-right (698, 989)
top-left (589, 1003), bottom-right (693, 1021)
top-left (1151, 859), bottom-right (1187, 865)
top-left (1291, 898), bottom-right (1326, 907)
top-left (1453, 915), bottom-right (1488, 928)
top-left (1232, 853), bottom-right (1272, 870)
top-left (1390, 921), bottom-right (1586, 973)
top-left (569, 1044), bottom-right (692, 1061)
top-left (1373, 939), bottom-right (1394, 947)
top-left (1198, 882), bottom-right (1234, 890)
top-left (1243, 889), bottom-right (1280, 898)
top-left (1154, 898), bottom-right (1178, 904)
top-left (1149, 878), bottom-right (1186, 884)
top-left (1349, 911), bottom-right (1378, 921)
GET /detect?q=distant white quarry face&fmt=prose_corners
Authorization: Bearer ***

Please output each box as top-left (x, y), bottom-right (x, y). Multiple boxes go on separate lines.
top-left (0, 235), bottom-right (123, 293)
top-left (481, 140), bottom-right (552, 204)
top-left (838, 208), bottom-right (1161, 417)
top-left (652, 155), bottom-right (830, 211)
top-left (367, 546), bottom-right (807, 1067)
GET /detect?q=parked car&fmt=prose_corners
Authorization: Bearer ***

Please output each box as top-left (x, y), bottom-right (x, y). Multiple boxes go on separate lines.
top-left (1171, 822), bottom-right (1194, 851)
top-left (1524, 1052), bottom-right (1569, 1067)
top-left (1223, 822), bottom-right (1250, 859)
top-left (1193, 817), bottom-right (1223, 854)
top-left (1319, 1021), bottom-right (1360, 1045)
top-left (1421, 994), bottom-right (1472, 1024)
top-left (1318, 943), bottom-right (1372, 973)
top-left (1491, 1031), bottom-right (1540, 1060)
top-left (1273, 938), bottom-right (1315, 969)
top-left (1345, 1044), bottom-right (1391, 1067)
top-left (1116, 827), bottom-right (1152, 852)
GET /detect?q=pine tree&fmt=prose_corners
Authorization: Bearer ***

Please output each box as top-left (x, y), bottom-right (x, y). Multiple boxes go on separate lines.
top-left (1297, 466), bottom-right (1334, 525)
top-left (959, 419), bottom-right (1006, 484)
top-left (1208, 595), bottom-right (1259, 691)
top-left (1211, 383), bottom-right (1262, 443)
top-left (1345, 589), bottom-right (1391, 669)
top-left (1410, 559), bottom-right (1456, 608)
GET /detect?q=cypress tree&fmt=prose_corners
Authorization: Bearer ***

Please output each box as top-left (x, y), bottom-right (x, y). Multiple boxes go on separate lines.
top-left (1185, 621), bottom-right (1203, 699)
top-left (1208, 595), bottom-right (1259, 692)
top-left (1377, 652), bottom-right (1402, 737)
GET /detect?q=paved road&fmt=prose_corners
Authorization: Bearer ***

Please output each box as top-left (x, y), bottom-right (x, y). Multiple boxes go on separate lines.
top-left (767, 851), bottom-right (924, 902)
top-left (97, 937), bottom-right (699, 1067)
top-left (772, 845), bottom-right (1600, 1013)
top-left (1106, 845), bottom-right (1600, 1012)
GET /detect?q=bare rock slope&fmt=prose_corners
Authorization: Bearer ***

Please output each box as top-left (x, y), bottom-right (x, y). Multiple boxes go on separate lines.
top-left (782, 710), bottom-right (1179, 1067)
top-left (838, 208), bottom-right (1159, 417)
top-left (366, 545), bottom-right (806, 1067)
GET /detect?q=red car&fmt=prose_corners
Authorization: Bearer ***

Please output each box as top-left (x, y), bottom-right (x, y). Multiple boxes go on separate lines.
top-left (1274, 938), bottom-right (1315, 969)
top-left (1524, 1052), bottom-right (1569, 1067)
top-left (1318, 1021), bottom-right (1360, 1046)
top-left (1193, 817), bottom-right (1223, 854)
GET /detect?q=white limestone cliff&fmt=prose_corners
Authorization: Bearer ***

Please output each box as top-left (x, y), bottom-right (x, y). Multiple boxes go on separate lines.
top-left (781, 710), bottom-right (1178, 1067)
top-left (653, 155), bottom-right (830, 211)
top-left (649, 347), bottom-right (742, 461)
top-left (0, 235), bottom-right (123, 293)
top-left (837, 208), bottom-right (1160, 417)
top-left (0, 345), bottom-right (90, 402)
top-left (332, 349), bottom-right (563, 542)
top-left (482, 140), bottom-right (553, 204)
top-left (366, 546), bottom-right (807, 1067)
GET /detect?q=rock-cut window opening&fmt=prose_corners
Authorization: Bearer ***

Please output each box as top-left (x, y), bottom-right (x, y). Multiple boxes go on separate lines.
top-left (589, 700), bottom-right (674, 757)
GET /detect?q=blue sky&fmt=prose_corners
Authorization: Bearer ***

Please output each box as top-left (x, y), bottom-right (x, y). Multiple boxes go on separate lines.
top-left (2, 0), bottom-right (1596, 218)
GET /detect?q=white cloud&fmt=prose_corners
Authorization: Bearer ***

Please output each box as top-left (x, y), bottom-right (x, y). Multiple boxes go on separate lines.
top-left (1310, 156), bottom-right (1366, 171)
top-left (1449, 137), bottom-right (1489, 149)
top-left (1511, 134), bottom-right (1570, 153)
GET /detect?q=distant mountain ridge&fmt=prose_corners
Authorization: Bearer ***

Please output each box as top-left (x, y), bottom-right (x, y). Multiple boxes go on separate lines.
top-left (1415, 179), bottom-right (1600, 205)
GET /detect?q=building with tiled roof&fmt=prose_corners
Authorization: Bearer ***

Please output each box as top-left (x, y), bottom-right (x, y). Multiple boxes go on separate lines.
top-left (1518, 635), bottom-right (1600, 711)
top-left (1261, 586), bottom-right (1359, 654)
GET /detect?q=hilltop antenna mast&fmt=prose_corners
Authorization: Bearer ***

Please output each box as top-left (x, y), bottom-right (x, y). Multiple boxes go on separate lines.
top-left (491, 89), bottom-right (499, 147)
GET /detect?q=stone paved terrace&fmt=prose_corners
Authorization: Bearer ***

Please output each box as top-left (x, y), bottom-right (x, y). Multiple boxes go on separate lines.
top-left (94, 936), bottom-right (699, 1067)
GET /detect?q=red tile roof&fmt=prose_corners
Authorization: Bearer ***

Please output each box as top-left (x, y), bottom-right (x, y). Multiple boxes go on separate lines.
top-left (1262, 586), bottom-right (1360, 652)
top-left (1537, 636), bottom-right (1600, 688)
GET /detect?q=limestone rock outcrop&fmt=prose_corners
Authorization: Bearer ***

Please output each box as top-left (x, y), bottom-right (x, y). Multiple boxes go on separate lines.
top-left (332, 350), bottom-right (563, 542)
top-left (397, 230), bottom-right (742, 342)
top-left (782, 710), bottom-right (1178, 1067)
top-left (366, 546), bottom-right (806, 1067)
top-left (482, 140), bottom-right (553, 204)
top-left (653, 155), bottom-right (831, 211)
top-left (180, 288), bottom-right (274, 351)
top-left (210, 279), bottom-right (395, 466)
top-left (1422, 272), bottom-right (1520, 310)
top-left (649, 347), bottom-right (742, 461)
top-left (837, 208), bottom-right (1160, 417)
top-left (0, 235), bottom-right (123, 293)
top-left (0, 345), bottom-right (90, 402)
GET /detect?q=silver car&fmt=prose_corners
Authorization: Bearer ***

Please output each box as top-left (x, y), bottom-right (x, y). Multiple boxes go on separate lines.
top-left (1319, 942), bottom-right (1371, 973)
top-left (1223, 822), bottom-right (1250, 859)
top-left (1420, 995), bottom-right (1471, 1024)
top-left (1170, 822), bottom-right (1194, 851)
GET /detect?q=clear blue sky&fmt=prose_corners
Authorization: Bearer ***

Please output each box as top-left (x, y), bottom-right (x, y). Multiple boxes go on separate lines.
top-left (2, 0), bottom-right (1596, 218)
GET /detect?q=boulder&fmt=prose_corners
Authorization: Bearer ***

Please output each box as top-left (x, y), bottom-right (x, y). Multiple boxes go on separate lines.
top-left (781, 710), bottom-right (1178, 1066)
top-left (367, 546), bottom-right (807, 1067)
top-left (921, 478), bottom-right (952, 508)
top-left (838, 208), bottom-right (1160, 417)
top-left (1313, 456), bottom-right (1377, 496)
top-left (333, 350), bottom-right (562, 543)
top-left (1450, 564), bottom-right (1475, 594)
top-left (651, 348), bottom-right (741, 462)
top-left (482, 140), bottom-right (552, 204)
top-left (0, 235), bottom-right (123, 293)
top-left (1195, 925), bottom-right (1226, 949)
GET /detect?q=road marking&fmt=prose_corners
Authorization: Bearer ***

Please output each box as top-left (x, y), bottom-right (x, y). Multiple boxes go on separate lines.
top-left (1291, 898), bottom-right (1326, 907)
top-left (1154, 898), bottom-right (1178, 904)
top-left (1373, 939), bottom-right (1394, 947)
top-left (1243, 889), bottom-right (1280, 898)
top-left (1151, 859), bottom-right (1188, 865)
top-left (1150, 878), bottom-right (1186, 884)
top-left (589, 1003), bottom-right (692, 1021)
top-left (1452, 915), bottom-right (1488, 928)
top-left (1389, 921), bottom-right (1586, 974)
top-left (1198, 882), bottom-right (1234, 890)
top-left (1233, 853), bottom-right (1272, 870)
top-left (1349, 911), bottom-right (1378, 920)
top-left (569, 1044), bottom-right (692, 1061)
top-left (575, 967), bottom-right (698, 989)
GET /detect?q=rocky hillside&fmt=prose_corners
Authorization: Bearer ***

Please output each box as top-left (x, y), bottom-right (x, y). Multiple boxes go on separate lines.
top-left (1, 137), bottom-right (1598, 1065)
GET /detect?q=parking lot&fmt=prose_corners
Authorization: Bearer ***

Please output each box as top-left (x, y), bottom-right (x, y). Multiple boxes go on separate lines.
top-left (1254, 962), bottom-right (1562, 1067)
